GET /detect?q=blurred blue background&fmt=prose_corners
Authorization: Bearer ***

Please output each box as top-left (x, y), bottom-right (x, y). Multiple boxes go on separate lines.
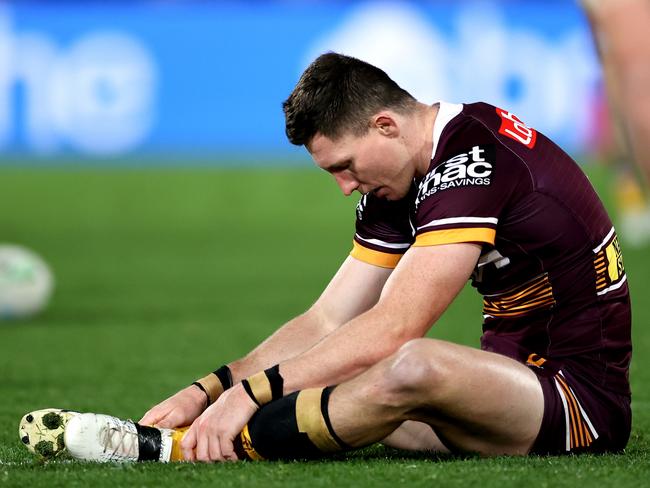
top-left (0, 0), bottom-right (602, 162)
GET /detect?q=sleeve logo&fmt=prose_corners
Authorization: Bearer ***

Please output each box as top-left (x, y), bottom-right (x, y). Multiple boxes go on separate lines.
top-left (594, 231), bottom-right (626, 296)
top-left (416, 145), bottom-right (493, 207)
top-left (496, 108), bottom-right (537, 149)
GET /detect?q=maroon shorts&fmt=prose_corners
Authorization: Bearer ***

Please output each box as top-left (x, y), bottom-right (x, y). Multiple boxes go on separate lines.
top-left (529, 363), bottom-right (631, 455)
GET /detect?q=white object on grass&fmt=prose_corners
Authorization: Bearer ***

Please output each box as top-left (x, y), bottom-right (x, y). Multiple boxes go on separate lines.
top-left (0, 244), bottom-right (53, 319)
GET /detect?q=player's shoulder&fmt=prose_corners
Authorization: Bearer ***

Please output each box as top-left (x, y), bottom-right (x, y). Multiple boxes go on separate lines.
top-left (413, 102), bottom-right (533, 211)
top-left (428, 101), bottom-right (537, 180)
top-left (439, 101), bottom-right (537, 146)
top-left (438, 102), bottom-right (516, 151)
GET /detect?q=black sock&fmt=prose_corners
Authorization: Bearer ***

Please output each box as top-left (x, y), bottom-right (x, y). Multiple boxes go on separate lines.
top-left (233, 386), bottom-right (349, 460)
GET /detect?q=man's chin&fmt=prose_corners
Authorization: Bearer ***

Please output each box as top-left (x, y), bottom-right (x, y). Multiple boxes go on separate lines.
top-left (373, 187), bottom-right (391, 199)
top-left (383, 188), bottom-right (410, 201)
top-left (368, 186), bottom-right (406, 201)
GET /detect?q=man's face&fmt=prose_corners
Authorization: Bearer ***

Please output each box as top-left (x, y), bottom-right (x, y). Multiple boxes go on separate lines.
top-left (307, 118), bottom-right (415, 201)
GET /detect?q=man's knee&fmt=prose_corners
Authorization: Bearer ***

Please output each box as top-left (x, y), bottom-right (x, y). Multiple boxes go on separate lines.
top-left (380, 338), bottom-right (453, 407)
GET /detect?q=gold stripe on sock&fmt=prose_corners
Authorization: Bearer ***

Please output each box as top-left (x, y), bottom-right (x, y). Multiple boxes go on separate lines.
top-left (295, 388), bottom-right (342, 452)
top-left (247, 372), bottom-right (273, 405)
top-left (170, 426), bottom-right (190, 462)
top-left (240, 424), bottom-right (265, 461)
top-left (197, 374), bottom-right (224, 404)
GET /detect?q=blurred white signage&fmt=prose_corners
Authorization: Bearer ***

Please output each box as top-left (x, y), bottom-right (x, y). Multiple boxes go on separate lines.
top-left (307, 2), bottom-right (600, 148)
top-left (0, 7), bottom-right (156, 156)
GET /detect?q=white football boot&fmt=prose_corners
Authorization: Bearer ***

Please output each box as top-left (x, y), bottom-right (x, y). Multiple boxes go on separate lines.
top-left (19, 409), bottom-right (79, 460)
top-left (64, 413), bottom-right (176, 462)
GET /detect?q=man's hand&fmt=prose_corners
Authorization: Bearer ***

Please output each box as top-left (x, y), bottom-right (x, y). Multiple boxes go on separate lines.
top-left (181, 383), bottom-right (258, 462)
top-left (139, 385), bottom-right (207, 428)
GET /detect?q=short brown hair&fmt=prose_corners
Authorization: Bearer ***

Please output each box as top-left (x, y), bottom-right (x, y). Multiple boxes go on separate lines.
top-left (283, 52), bottom-right (416, 146)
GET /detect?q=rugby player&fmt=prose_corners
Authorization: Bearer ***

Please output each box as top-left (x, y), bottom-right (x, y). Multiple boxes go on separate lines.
top-left (25, 53), bottom-right (631, 463)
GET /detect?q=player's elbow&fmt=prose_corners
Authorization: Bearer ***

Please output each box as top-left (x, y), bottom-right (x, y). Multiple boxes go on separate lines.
top-left (305, 303), bottom-right (345, 336)
top-left (357, 307), bottom-right (430, 367)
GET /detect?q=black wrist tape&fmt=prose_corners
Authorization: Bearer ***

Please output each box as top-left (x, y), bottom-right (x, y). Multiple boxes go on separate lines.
top-left (191, 381), bottom-right (209, 407)
top-left (265, 364), bottom-right (284, 400)
top-left (241, 364), bottom-right (284, 407)
top-left (214, 365), bottom-right (233, 390)
top-left (241, 379), bottom-right (261, 407)
top-left (193, 364), bottom-right (233, 406)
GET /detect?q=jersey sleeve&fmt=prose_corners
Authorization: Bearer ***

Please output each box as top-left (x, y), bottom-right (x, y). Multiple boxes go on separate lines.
top-left (413, 123), bottom-right (529, 248)
top-left (350, 192), bottom-right (414, 268)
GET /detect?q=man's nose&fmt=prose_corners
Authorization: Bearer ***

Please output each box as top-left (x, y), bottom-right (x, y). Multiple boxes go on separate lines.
top-left (334, 173), bottom-right (359, 196)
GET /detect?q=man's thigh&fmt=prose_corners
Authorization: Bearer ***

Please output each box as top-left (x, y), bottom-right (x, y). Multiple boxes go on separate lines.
top-left (388, 339), bottom-right (545, 455)
top-left (381, 420), bottom-right (450, 453)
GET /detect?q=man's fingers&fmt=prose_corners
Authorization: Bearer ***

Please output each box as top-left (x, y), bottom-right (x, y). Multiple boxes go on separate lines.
top-left (220, 436), bottom-right (237, 462)
top-left (154, 412), bottom-right (176, 429)
top-left (180, 426), bottom-right (197, 462)
top-left (139, 410), bottom-right (162, 426)
top-left (209, 431), bottom-right (224, 462)
top-left (195, 427), bottom-right (210, 462)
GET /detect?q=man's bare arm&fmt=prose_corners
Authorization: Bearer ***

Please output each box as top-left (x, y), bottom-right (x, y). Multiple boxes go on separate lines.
top-left (139, 256), bottom-right (391, 427)
top-left (228, 256), bottom-right (392, 380)
top-left (279, 243), bottom-right (482, 392)
top-left (181, 242), bottom-right (482, 461)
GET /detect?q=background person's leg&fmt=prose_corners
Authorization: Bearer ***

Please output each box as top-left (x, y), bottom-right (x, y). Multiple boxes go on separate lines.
top-left (582, 0), bottom-right (650, 246)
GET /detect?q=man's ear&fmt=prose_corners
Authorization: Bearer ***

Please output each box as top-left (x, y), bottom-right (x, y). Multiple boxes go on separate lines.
top-left (373, 113), bottom-right (399, 137)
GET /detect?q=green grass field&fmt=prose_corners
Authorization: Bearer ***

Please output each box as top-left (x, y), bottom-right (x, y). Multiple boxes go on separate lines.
top-left (1, 165), bottom-right (649, 487)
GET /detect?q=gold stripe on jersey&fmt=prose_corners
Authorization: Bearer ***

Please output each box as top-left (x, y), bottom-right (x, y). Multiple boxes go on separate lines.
top-left (594, 233), bottom-right (625, 293)
top-left (483, 273), bottom-right (555, 318)
top-left (413, 227), bottom-right (496, 247)
top-left (350, 241), bottom-right (403, 269)
top-left (555, 373), bottom-right (596, 450)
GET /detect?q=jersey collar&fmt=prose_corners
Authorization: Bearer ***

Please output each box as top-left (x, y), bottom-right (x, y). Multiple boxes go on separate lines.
top-left (430, 101), bottom-right (464, 160)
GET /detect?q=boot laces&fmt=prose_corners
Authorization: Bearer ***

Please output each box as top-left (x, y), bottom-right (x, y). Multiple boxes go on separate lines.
top-left (101, 419), bottom-right (138, 460)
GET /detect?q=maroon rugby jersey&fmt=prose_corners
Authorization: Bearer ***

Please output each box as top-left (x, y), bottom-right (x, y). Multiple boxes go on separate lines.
top-left (351, 102), bottom-right (631, 395)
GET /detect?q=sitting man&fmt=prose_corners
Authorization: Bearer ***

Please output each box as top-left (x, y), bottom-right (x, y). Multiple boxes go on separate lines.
top-left (21, 52), bottom-right (632, 463)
